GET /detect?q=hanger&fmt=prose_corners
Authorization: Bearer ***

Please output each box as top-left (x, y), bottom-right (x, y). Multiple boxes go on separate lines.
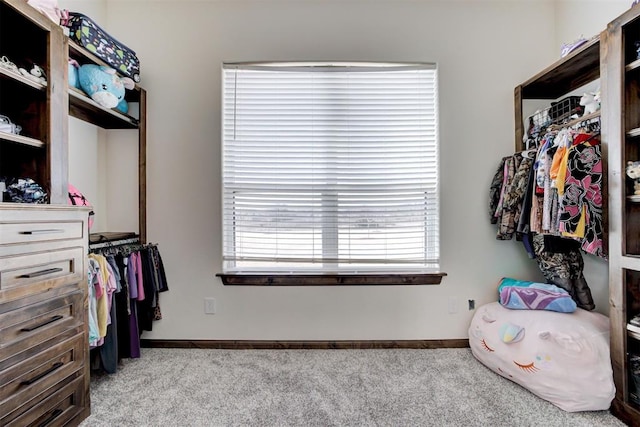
top-left (573, 116), bottom-right (601, 134)
top-left (521, 148), bottom-right (537, 159)
top-left (521, 129), bottom-right (547, 156)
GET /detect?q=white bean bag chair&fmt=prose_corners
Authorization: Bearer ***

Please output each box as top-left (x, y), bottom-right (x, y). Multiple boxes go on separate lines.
top-left (468, 302), bottom-right (615, 412)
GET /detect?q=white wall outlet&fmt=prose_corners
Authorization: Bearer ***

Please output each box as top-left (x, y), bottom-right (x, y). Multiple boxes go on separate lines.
top-left (448, 297), bottom-right (459, 314)
top-left (204, 297), bottom-right (216, 314)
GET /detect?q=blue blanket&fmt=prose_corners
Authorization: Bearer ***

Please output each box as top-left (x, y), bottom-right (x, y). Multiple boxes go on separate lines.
top-left (498, 277), bottom-right (576, 313)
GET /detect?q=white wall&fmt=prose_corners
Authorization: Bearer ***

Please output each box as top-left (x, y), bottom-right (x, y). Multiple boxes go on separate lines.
top-left (555, 0), bottom-right (630, 49)
top-left (68, 118), bottom-right (106, 231)
top-left (62, 0), bottom-right (627, 341)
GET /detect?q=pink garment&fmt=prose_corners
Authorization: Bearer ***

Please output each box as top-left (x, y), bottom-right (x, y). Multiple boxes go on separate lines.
top-left (94, 269), bottom-right (104, 298)
top-left (135, 252), bottom-right (145, 301)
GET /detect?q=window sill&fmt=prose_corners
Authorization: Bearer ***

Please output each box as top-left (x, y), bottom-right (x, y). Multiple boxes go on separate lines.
top-left (216, 273), bottom-right (446, 286)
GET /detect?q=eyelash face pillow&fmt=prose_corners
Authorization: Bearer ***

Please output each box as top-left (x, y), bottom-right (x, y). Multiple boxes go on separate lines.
top-left (78, 64), bottom-right (135, 113)
top-left (469, 302), bottom-right (614, 412)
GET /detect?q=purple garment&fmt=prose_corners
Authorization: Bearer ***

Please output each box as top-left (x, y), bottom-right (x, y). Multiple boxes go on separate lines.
top-left (129, 300), bottom-right (141, 358)
top-left (127, 253), bottom-right (138, 300)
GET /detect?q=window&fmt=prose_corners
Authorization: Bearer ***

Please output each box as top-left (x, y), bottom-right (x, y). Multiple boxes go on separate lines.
top-left (222, 62), bottom-right (439, 277)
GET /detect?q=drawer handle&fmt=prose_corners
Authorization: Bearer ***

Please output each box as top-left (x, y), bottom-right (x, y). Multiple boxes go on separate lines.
top-left (19, 229), bottom-right (65, 235)
top-left (18, 267), bottom-right (63, 278)
top-left (20, 362), bottom-right (64, 386)
top-left (20, 315), bottom-right (64, 332)
top-left (38, 409), bottom-right (63, 427)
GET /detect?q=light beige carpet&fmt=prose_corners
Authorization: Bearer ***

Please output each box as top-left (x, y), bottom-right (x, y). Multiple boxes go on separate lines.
top-left (80, 347), bottom-right (624, 426)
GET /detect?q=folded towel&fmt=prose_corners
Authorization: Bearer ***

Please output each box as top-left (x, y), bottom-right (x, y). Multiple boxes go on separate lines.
top-left (498, 277), bottom-right (576, 313)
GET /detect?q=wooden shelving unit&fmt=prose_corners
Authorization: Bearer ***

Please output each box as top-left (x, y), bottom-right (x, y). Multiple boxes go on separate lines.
top-left (0, 1), bottom-right (90, 425)
top-left (514, 36), bottom-right (600, 152)
top-left (603, 3), bottom-right (640, 425)
top-left (68, 87), bottom-right (139, 129)
top-left (0, 0), bottom-right (67, 202)
top-left (66, 35), bottom-right (147, 243)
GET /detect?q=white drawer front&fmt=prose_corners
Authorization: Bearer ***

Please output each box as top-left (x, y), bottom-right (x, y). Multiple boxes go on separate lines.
top-left (0, 221), bottom-right (83, 246)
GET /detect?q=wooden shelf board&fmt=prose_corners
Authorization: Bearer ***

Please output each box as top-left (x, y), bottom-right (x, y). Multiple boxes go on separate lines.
top-left (621, 255), bottom-right (640, 271)
top-left (89, 231), bottom-right (139, 246)
top-left (626, 58), bottom-right (640, 72)
top-left (628, 327), bottom-right (640, 341)
top-left (628, 127), bottom-right (640, 138)
top-left (521, 36), bottom-right (600, 99)
top-left (69, 88), bottom-right (139, 129)
top-left (0, 67), bottom-right (46, 91)
top-left (0, 130), bottom-right (44, 147)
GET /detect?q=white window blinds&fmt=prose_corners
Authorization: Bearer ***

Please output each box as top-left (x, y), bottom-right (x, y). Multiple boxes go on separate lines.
top-left (222, 62), bottom-right (439, 273)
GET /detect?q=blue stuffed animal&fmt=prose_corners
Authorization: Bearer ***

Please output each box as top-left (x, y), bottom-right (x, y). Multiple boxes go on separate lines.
top-left (77, 64), bottom-right (135, 113)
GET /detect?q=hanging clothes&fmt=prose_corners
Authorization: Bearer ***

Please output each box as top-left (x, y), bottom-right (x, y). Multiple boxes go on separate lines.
top-left (489, 156), bottom-right (509, 224)
top-left (87, 241), bottom-right (169, 373)
top-left (558, 134), bottom-right (604, 258)
top-left (489, 119), bottom-right (602, 311)
top-left (87, 259), bottom-right (101, 346)
top-left (113, 252), bottom-right (134, 359)
top-left (532, 234), bottom-right (595, 311)
top-left (499, 154), bottom-right (533, 240)
top-left (516, 157), bottom-right (536, 258)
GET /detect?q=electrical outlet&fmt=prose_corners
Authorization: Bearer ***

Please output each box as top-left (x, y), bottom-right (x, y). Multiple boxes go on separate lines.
top-left (204, 297), bottom-right (216, 314)
top-left (468, 299), bottom-right (475, 310)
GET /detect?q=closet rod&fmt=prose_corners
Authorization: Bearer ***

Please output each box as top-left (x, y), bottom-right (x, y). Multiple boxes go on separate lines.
top-left (89, 237), bottom-right (140, 250)
top-left (547, 111), bottom-right (600, 132)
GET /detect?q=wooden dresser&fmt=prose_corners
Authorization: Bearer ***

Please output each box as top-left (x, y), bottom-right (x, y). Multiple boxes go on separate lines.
top-left (0, 205), bottom-right (89, 426)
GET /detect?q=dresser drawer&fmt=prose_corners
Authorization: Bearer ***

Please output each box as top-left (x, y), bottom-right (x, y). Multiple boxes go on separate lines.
top-left (3, 376), bottom-right (85, 427)
top-left (0, 290), bottom-right (83, 367)
top-left (0, 220), bottom-right (84, 246)
top-left (0, 247), bottom-right (85, 301)
top-left (0, 333), bottom-right (85, 416)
